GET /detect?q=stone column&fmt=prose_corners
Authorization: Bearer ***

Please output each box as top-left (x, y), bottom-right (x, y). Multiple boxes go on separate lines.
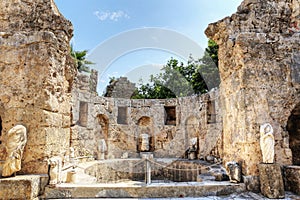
top-left (258, 164), bottom-right (285, 199)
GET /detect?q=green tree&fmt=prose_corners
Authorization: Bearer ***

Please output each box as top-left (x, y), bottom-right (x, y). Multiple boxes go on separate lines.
top-left (131, 39), bottom-right (219, 99)
top-left (70, 45), bottom-right (94, 72)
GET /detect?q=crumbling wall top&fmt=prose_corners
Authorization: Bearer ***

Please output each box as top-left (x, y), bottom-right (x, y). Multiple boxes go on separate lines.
top-left (0, 0), bottom-right (73, 37)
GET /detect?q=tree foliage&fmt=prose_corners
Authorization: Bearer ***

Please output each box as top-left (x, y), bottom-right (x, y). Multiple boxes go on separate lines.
top-left (70, 45), bottom-right (94, 72)
top-left (131, 39), bottom-right (219, 99)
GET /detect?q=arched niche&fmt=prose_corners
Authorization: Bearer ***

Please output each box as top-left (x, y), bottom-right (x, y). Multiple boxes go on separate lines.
top-left (287, 103), bottom-right (300, 165)
top-left (97, 114), bottom-right (109, 140)
top-left (137, 116), bottom-right (155, 152)
top-left (137, 116), bottom-right (151, 126)
top-left (185, 116), bottom-right (199, 146)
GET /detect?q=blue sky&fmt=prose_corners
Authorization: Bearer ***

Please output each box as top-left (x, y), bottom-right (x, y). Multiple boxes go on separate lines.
top-left (55, 0), bottom-right (243, 94)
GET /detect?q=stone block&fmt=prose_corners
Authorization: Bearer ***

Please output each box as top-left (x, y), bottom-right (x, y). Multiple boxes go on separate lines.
top-left (0, 175), bottom-right (41, 199)
top-left (283, 165), bottom-right (300, 195)
top-left (258, 163), bottom-right (285, 199)
top-left (243, 175), bottom-right (260, 193)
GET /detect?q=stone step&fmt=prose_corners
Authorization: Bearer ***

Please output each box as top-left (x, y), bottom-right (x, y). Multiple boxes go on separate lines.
top-left (43, 181), bottom-right (246, 199)
top-left (0, 174), bottom-right (48, 200)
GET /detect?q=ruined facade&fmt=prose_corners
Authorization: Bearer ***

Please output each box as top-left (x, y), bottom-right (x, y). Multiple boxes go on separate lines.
top-left (104, 77), bottom-right (136, 98)
top-left (205, 0), bottom-right (300, 176)
top-left (71, 72), bottom-right (223, 160)
top-left (0, 0), bottom-right (75, 174)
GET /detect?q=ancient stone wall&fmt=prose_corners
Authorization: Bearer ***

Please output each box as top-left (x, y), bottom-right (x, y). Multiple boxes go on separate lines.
top-left (71, 72), bottom-right (223, 160)
top-left (0, 0), bottom-right (75, 174)
top-left (205, 0), bottom-right (300, 176)
top-left (104, 77), bottom-right (136, 98)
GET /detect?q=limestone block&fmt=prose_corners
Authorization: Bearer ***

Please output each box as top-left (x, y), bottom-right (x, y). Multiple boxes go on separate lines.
top-left (259, 164), bottom-right (285, 199)
top-left (0, 175), bottom-right (41, 199)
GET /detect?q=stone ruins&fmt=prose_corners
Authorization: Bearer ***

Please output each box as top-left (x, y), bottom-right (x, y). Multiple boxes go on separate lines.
top-left (0, 0), bottom-right (300, 199)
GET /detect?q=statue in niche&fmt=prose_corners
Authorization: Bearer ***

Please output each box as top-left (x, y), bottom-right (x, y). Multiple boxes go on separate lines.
top-left (187, 137), bottom-right (197, 160)
top-left (260, 123), bottom-right (275, 164)
top-left (97, 139), bottom-right (107, 160)
top-left (2, 125), bottom-right (27, 177)
top-left (48, 156), bottom-right (62, 185)
top-left (140, 133), bottom-right (150, 152)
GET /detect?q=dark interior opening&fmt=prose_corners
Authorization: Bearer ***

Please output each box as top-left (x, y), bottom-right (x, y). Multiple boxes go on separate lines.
top-left (164, 106), bottom-right (176, 125)
top-left (207, 100), bottom-right (216, 124)
top-left (0, 117), bottom-right (2, 144)
top-left (287, 104), bottom-right (300, 165)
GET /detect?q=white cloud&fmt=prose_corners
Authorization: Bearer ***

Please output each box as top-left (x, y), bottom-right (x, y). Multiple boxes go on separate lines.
top-left (94, 10), bottom-right (130, 22)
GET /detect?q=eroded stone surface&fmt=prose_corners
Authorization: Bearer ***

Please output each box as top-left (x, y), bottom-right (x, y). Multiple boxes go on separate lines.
top-left (284, 165), bottom-right (300, 195)
top-left (0, 0), bottom-right (76, 174)
top-left (259, 163), bottom-right (285, 199)
top-left (205, 0), bottom-right (300, 176)
top-left (0, 175), bottom-right (42, 199)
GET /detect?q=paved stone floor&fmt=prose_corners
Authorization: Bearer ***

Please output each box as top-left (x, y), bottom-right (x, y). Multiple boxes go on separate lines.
top-left (54, 191), bottom-right (300, 200)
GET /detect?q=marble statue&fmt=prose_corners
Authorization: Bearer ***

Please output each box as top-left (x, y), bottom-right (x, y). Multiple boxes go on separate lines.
top-left (2, 125), bottom-right (27, 177)
top-left (260, 123), bottom-right (275, 164)
top-left (140, 133), bottom-right (150, 152)
top-left (97, 139), bottom-right (107, 160)
top-left (225, 161), bottom-right (242, 183)
top-left (48, 156), bottom-right (62, 185)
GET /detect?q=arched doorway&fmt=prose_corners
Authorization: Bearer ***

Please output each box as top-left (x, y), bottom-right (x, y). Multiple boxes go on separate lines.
top-left (287, 104), bottom-right (300, 165)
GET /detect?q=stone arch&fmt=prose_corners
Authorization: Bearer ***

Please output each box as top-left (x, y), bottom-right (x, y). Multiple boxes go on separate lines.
top-left (185, 116), bottom-right (199, 148)
top-left (287, 103), bottom-right (300, 165)
top-left (137, 116), bottom-right (151, 126)
top-left (137, 116), bottom-right (155, 152)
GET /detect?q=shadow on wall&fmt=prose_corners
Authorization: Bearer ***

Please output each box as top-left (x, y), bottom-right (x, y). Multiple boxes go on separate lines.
top-left (0, 116), bottom-right (2, 145)
top-left (287, 103), bottom-right (300, 165)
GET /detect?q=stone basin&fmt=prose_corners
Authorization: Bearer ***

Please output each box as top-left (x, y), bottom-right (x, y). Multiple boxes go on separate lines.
top-left (84, 158), bottom-right (221, 183)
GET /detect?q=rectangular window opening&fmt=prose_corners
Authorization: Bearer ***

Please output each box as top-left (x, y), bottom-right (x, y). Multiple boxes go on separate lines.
top-left (207, 100), bottom-right (216, 124)
top-left (165, 106), bottom-right (176, 126)
top-left (117, 107), bottom-right (128, 125)
top-left (79, 101), bottom-right (88, 127)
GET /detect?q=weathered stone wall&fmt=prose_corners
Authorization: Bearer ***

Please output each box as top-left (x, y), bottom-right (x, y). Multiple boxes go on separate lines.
top-left (0, 0), bottom-right (75, 174)
top-left (205, 0), bottom-right (300, 176)
top-left (71, 72), bottom-right (222, 160)
top-left (104, 77), bottom-right (136, 98)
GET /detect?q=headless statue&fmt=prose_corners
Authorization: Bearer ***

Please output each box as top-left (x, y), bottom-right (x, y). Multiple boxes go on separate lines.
top-left (2, 125), bottom-right (27, 177)
top-left (260, 123), bottom-right (275, 164)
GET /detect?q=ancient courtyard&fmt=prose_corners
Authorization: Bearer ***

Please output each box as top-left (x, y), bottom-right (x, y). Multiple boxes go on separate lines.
top-left (0, 0), bottom-right (300, 199)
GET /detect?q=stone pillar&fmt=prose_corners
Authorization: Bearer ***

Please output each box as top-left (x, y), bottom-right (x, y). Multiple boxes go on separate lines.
top-left (205, 0), bottom-right (299, 177)
top-left (0, 0), bottom-right (76, 174)
top-left (258, 164), bottom-right (285, 199)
